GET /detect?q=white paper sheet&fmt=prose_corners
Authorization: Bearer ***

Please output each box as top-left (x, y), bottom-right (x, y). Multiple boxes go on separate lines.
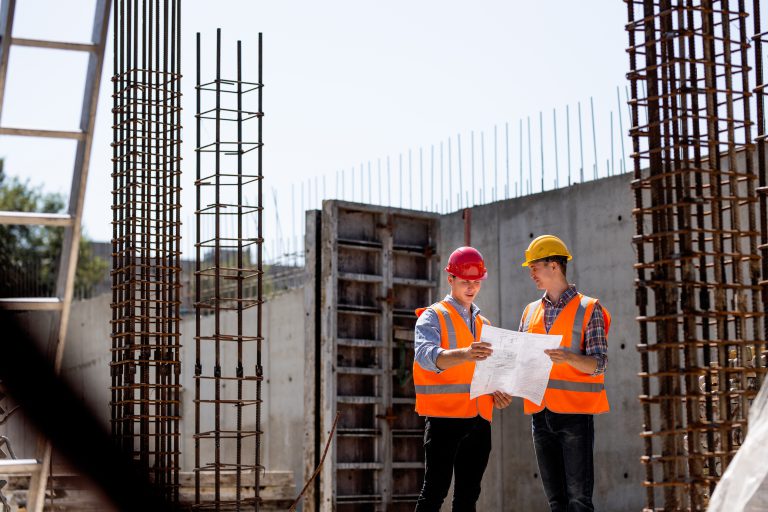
top-left (469, 325), bottom-right (562, 405)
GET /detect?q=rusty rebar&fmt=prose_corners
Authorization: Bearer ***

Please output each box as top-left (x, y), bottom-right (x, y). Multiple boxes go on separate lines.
top-left (110, 0), bottom-right (182, 504)
top-left (194, 29), bottom-right (265, 511)
top-left (626, 1), bottom-right (766, 509)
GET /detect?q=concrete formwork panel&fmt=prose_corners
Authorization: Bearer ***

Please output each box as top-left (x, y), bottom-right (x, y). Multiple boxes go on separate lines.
top-left (304, 201), bottom-right (440, 511)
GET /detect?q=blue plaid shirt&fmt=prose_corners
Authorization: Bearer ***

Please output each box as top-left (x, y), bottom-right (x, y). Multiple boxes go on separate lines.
top-left (414, 294), bottom-right (480, 373)
top-left (519, 285), bottom-right (608, 375)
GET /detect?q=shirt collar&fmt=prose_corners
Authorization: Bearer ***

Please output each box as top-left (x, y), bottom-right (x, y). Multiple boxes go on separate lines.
top-left (542, 284), bottom-right (578, 307)
top-left (444, 294), bottom-right (479, 317)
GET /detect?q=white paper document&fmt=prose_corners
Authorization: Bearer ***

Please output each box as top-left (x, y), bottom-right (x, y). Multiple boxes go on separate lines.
top-left (469, 325), bottom-right (562, 405)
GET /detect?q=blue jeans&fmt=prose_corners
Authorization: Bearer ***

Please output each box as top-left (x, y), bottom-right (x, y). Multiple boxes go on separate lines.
top-left (531, 410), bottom-right (595, 512)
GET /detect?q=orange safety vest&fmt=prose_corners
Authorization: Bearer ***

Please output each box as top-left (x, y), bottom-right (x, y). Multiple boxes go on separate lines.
top-left (520, 293), bottom-right (611, 415)
top-left (412, 301), bottom-right (494, 421)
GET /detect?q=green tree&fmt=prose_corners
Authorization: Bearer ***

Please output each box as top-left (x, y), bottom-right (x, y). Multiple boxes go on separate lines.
top-left (0, 162), bottom-right (108, 298)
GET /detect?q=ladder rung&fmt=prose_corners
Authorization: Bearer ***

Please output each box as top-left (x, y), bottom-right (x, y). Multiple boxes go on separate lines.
top-left (0, 126), bottom-right (85, 140)
top-left (392, 277), bottom-right (434, 288)
top-left (0, 211), bottom-right (74, 227)
top-left (0, 459), bottom-right (41, 474)
top-left (336, 338), bottom-right (383, 348)
top-left (336, 462), bottom-right (383, 470)
top-left (337, 366), bottom-right (383, 376)
top-left (336, 395), bottom-right (381, 404)
top-left (337, 428), bottom-right (381, 437)
top-left (11, 37), bottom-right (97, 52)
top-left (338, 272), bottom-right (383, 283)
top-left (393, 462), bottom-right (424, 470)
top-left (0, 298), bottom-right (64, 311)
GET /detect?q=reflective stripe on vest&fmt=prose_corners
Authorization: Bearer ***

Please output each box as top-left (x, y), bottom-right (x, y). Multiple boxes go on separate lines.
top-left (547, 379), bottom-right (605, 392)
top-left (414, 383), bottom-right (471, 394)
top-left (521, 302), bottom-right (536, 333)
top-left (432, 302), bottom-right (458, 349)
top-left (567, 296), bottom-right (590, 353)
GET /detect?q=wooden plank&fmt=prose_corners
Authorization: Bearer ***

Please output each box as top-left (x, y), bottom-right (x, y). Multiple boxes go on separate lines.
top-left (11, 37), bottom-right (97, 52)
top-left (0, 211), bottom-right (73, 226)
top-left (0, 459), bottom-right (40, 474)
top-left (0, 126), bottom-right (85, 140)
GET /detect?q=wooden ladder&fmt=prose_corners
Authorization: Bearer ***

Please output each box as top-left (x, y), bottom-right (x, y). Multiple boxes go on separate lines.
top-left (0, 1), bottom-right (111, 510)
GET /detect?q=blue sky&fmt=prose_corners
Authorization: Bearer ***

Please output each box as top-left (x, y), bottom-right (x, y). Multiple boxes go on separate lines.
top-left (0, 0), bottom-right (631, 259)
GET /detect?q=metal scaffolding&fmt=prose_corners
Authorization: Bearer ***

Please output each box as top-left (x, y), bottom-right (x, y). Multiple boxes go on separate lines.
top-left (110, 0), bottom-right (182, 503)
top-left (626, 1), bottom-right (767, 509)
top-left (194, 29), bottom-right (264, 511)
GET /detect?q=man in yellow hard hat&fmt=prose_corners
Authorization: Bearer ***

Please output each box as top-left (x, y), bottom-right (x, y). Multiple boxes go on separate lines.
top-left (518, 235), bottom-right (611, 512)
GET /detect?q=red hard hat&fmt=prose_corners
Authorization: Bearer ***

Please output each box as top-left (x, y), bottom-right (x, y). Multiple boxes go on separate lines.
top-left (445, 246), bottom-right (488, 281)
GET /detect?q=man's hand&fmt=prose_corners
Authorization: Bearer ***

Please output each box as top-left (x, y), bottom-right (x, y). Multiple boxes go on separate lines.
top-left (493, 391), bottom-right (513, 409)
top-left (464, 341), bottom-right (493, 361)
top-left (544, 349), bottom-right (598, 375)
top-left (435, 341), bottom-right (493, 370)
top-left (544, 348), bottom-right (573, 364)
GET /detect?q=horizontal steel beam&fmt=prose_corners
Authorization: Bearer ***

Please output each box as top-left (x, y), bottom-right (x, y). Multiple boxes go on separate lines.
top-left (11, 37), bottom-right (96, 52)
top-left (0, 298), bottom-right (63, 311)
top-left (0, 211), bottom-right (73, 226)
top-left (0, 126), bottom-right (85, 140)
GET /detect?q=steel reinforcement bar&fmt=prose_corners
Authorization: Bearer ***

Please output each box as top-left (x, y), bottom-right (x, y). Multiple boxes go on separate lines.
top-left (110, 0), bottom-right (182, 503)
top-left (626, 0), bottom-right (767, 509)
top-left (194, 29), bottom-right (265, 511)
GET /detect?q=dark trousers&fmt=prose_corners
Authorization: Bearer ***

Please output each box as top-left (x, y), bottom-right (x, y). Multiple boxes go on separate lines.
top-left (415, 416), bottom-right (491, 512)
top-left (532, 409), bottom-right (595, 512)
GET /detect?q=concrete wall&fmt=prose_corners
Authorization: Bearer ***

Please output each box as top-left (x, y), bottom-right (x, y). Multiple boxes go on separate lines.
top-left (3, 172), bottom-right (643, 510)
top-left (2, 285), bottom-right (307, 496)
top-left (437, 173), bottom-right (642, 511)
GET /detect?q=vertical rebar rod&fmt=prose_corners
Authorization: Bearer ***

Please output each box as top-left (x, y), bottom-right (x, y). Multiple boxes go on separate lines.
top-left (519, 119), bottom-right (523, 197)
top-left (590, 96), bottom-right (598, 180)
top-left (617, 85), bottom-right (627, 173)
top-left (494, 125), bottom-right (498, 202)
top-left (457, 135), bottom-right (463, 208)
top-left (505, 121), bottom-right (510, 199)
top-left (527, 116), bottom-right (532, 194)
top-left (578, 101), bottom-right (584, 183)
top-left (553, 108), bottom-right (559, 188)
top-left (539, 112), bottom-right (545, 192)
top-left (567, 104), bottom-right (572, 186)
top-left (430, 145), bottom-right (434, 211)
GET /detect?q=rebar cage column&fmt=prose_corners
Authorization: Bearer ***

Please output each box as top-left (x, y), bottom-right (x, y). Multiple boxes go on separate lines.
top-left (754, 0), bottom-right (768, 361)
top-left (110, 0), bottom-right (182, 503)
top-left (626, 1), bottom-right (767, 509)
top-left (194, 29), bottom-right (265, 511)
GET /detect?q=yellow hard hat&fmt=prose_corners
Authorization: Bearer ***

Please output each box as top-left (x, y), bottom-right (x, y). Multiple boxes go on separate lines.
top-left (522, 235), bottom-right (573, 267)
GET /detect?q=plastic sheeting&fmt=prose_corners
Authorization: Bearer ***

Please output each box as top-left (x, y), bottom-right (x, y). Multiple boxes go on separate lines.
top-left (708, 380), bottom-right (768, 511)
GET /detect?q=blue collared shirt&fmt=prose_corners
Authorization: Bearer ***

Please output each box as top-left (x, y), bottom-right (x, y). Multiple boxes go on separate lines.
top-left (414, 294), bottom-right (481, 373)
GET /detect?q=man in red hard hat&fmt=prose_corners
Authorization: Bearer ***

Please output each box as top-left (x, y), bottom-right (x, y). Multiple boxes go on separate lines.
top-left (413, 246), bottom-right (512, 511)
